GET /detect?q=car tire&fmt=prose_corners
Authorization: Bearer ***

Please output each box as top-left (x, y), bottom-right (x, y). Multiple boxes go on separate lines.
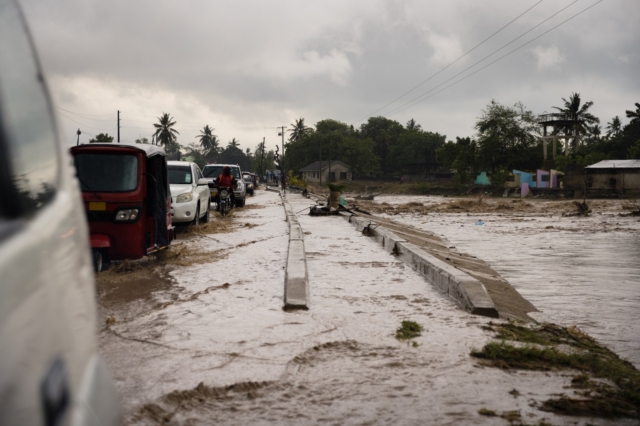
top-left (235, 198), bottom-right (244, 208)
top-left (192, 203), bottom-right (200, 226)
top-left (92, 249), bottom-right (103, 273)
top-left (202, 198), bottom-right (210, 223)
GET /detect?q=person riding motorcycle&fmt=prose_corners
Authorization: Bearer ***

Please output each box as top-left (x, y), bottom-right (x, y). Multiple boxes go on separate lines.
top-left (214, 166), bottom-right (237, 210)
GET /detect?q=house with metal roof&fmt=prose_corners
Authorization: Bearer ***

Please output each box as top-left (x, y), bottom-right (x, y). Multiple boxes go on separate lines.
top-left (299, 161), bottom-right (350, 183)
top-left (584, 159), bottom-right (640, 196)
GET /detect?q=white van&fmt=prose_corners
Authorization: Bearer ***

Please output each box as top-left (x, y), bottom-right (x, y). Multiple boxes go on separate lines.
top-left (0, 2), bottom-right (121, 425)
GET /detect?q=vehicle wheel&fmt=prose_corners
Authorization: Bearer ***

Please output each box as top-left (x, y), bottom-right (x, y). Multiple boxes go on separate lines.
top-left (202, 198), bottom-right (210, 223)
top-left (92, 249), bottom-right (103, 273)
top-left (235, 198), bottom-right (245, 208)
top-left (192, 203), bottom-right (200, 226)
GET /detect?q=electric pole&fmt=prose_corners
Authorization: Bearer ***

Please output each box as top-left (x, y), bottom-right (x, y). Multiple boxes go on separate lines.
top-left (76, 128), bottom-right (81, 146)
top-left (328, 134), bottom-right (332, 183)
top-left (319, 136), bottom-right (322, 185)
top-left (277, 126), bottom-right (285, 191)
top-left (117, 110), bottom-right (120, 143)
top-left (261, 137), bottom-right (265, 179)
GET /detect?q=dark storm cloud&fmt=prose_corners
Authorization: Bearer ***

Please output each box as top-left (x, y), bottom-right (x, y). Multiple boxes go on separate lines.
top-left (19, 0), bottom-right (640, 149)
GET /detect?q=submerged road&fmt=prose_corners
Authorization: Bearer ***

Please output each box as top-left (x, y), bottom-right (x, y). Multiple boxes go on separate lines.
top-left (96, 190), bottom-right (629, 425)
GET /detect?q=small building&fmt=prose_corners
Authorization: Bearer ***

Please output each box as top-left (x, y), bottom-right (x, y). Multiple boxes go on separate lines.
top-left (585, 160), bottom-right (640, 196)
top-left (300, 161), bottom-right (350, 183)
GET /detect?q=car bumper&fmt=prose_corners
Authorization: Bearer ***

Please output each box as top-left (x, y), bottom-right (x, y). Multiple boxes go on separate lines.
top-left (171, 199), bottom-right (198, 223)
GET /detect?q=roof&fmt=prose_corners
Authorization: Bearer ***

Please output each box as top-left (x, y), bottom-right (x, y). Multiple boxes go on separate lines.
top-left (299, 160), bottom-right (348, 172)
top-left (586, 160), bottom-right (640, 169)
top-left (74, 142), bottom-right (166, 157)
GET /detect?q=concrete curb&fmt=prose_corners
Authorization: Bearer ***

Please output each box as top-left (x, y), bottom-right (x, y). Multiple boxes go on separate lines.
top-left (281, 195), bottom-right (310, 310)
top-left (339, 212), bottom-right (498, 318)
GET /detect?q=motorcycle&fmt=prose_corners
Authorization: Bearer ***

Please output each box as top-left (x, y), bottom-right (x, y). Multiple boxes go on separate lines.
top-left (218, 186), bottom-right (233, 216)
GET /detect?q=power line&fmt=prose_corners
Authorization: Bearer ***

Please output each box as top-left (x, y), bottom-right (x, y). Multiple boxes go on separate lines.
top-left (56, 107), bottom-right (113, 118)
top-left (57, 112), bottom-right (115, 132)
top-left (358, 0), bottom-right (545, 123)
top-left (381, 0), bottom-right (581, 118)
top-left (386, 0), bottom-right (604, 118)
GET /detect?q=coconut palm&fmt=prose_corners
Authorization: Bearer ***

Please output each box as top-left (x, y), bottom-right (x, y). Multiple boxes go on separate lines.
top-left (406, 118), bottom-right (422, 131)
top-left (227, 138), bottom-right (240, 149)
top-left (153, 112), bottom-right (180, 147)
top-left (196, 125), bottom-right (217, 153)
top-left (552, 93), bottom-right (599, 151)
top-left (626, 102), bottom-right (640, 124)
top-left (606, 116), bottom-right (623, 137)
top-left (288, 118), bottom-right (313, 143)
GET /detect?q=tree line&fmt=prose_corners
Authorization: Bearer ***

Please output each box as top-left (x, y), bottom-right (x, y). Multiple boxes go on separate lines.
top-left (88, 95), bottom-right (640, 183)
top-left (283, 94), bottom-right (640, 184)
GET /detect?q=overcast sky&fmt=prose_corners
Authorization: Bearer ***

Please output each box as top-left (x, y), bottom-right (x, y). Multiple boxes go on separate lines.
top-left (20, 0), bottom-right (640, 153)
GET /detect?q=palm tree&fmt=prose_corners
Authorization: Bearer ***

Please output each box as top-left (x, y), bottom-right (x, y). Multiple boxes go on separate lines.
top-left (153, 112), bottom-right (180, 147)
top-left (288, 118), bottom-right (313, 143)
top-left (406, 118), bottom-right (422, 131)
top-left (626, 102), bottom-right (640, 124)
top-left (606, 116), bottom-right (622, 137)
top-left (196, 125), bottom-right (217, 153)
top-left (227, 138), bottom-right (240, 149)
top-left (552, 93), bottom-right (599, 151)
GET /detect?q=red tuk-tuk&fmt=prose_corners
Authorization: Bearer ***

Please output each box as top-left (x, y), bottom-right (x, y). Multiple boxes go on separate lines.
top-left (70, 143), bottom-right (174, 271)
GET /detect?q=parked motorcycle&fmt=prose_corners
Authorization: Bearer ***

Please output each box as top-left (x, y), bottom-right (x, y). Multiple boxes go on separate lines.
top-left (218, 186), bottom-right (233, 216)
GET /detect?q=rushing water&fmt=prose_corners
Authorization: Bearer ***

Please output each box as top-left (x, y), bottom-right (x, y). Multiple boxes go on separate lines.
top-left (381, 197), bottom-right (640, 368)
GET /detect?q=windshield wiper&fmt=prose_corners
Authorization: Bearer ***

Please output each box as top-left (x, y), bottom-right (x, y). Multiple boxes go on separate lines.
top-left (76, 176), bottom-right (101, 200)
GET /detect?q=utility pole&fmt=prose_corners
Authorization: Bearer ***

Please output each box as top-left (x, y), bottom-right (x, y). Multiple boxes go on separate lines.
top-left (319, 136), bottom-right (322, 185)
top-left (117, 110), bottom-right (120, 143)
top-left (328, 134), bottom-right (332, 183)
top-left (261, 137), bottom-right (266, 179)
top-left (277, 126), bottom-right (285, 191)
top-left (76, 128), bottom-right (81, 146)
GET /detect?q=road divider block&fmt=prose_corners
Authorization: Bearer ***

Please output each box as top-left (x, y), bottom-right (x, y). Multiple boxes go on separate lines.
top-left (339, 212), bottom-right (498, 318)
top-left (282, 197), bottom-right (309, 310)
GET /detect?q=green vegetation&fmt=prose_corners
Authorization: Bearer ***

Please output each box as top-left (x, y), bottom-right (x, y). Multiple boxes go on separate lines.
top-left (473, 322), bottom-right (640, 419)
top-left (395, 320), bottom-right (423, 341)
top-left (327, 183), bottom-right (345, 192)
top-left (89, 133), bottom-right (114, 143)
top-left (477, 408), bottom-right (497, 416)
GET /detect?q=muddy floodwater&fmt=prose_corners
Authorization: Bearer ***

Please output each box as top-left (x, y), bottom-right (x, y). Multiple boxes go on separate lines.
top-left (373, 195), bottom-right (640, 368)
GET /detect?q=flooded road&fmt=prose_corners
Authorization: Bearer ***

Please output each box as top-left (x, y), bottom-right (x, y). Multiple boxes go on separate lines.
top-left (96, 191), bottom-right (636, 425)
top-left (372, 195), bottom-right (640, 368)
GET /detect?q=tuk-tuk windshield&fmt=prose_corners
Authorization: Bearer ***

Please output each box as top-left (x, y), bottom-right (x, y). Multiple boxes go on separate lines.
top-left (168, 165), bottom-right (192, 185)
top-left (203, 165), bottom-right (241, 179)
top-left (74, 153), bottom-right (139, 192)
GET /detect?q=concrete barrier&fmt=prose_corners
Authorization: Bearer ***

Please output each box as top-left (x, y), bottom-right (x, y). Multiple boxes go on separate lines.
top-left (339, 212), bottom-right (498, 318)
top-left (281, 197), bottom-right (310, 310)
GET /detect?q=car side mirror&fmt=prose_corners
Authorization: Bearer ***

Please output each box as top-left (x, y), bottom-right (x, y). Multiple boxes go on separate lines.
top-left (197, 178), bottom-right (209, 186)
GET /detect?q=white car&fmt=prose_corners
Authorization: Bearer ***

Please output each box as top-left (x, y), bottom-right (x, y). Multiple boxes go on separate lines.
top-left (168, 161), bottom-right (211, 225)
top-left (0, 2), bottom-right (121, 424)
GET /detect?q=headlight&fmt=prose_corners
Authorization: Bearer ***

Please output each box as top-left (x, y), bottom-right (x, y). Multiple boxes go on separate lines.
top-left (220, 189), bottom-right (228, 198)
top-left (248, 183), bottom-right (253, 189)
top-left (176, 193), bottom-right (193, 203)
top-left (237, 181), bottom-right (244, 191)
top-left (114, 208), bottom-right (140, 222)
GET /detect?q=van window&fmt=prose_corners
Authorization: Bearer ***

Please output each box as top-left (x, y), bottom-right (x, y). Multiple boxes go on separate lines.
top-left (74, 154), bottom-right (139, 192)
top-left (0, 1), bottom-right (59, 216)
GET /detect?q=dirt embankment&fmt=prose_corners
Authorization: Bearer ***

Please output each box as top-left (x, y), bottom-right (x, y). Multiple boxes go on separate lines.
top-left (349, 197), bottom-right (639, 217)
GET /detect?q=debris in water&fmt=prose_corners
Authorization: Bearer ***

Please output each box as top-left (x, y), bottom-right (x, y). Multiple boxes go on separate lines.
top-left (475, 220), bottom-right (484, 226)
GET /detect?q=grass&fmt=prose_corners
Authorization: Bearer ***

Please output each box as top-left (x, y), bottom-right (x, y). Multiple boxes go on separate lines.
top-left (472, 322), bottom-right (640, 419)
top-left (395, 320), bottom-right (423, 341)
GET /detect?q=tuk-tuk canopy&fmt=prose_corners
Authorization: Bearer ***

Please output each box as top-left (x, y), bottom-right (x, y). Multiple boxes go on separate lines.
top-left (81, 142), bottom-right (167, 157)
